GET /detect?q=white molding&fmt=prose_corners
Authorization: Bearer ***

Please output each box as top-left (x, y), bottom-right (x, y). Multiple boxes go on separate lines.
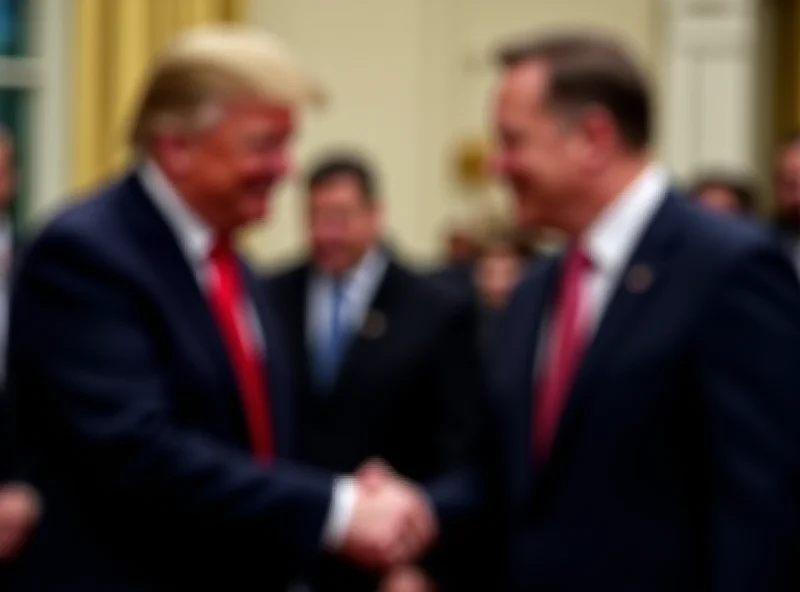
top-left (661, 0), bottom-right (759, 178)
top-left (26, 0), bottom-right (71, 226)
top-left (0, 57), bottom-right (42, 88)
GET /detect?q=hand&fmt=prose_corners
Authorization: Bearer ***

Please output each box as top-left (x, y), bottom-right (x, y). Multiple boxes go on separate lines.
top-left (337, 459), bottom-right (438, 569)
top-left (379, 565), bottom-right (435, 592)
top-left (0, 482), bottom-right (41, 560)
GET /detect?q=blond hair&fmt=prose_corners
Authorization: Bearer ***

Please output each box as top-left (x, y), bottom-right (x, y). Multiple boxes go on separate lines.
top-left (130, 25), bottom-right (325, 153)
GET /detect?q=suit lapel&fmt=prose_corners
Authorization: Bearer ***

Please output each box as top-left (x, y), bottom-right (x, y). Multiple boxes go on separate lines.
top-left (504, 259), bottom-right (559, 502)
top-left (119, 175), bottom-right (239, 384)
top-left (544, 192), bottom-right (684, 469)
top-left (327, 262), bottom-right (397, 400)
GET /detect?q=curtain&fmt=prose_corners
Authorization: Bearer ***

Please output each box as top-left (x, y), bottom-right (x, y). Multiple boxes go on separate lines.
top-left (774, 0), bottom-right (800, 140)
top-left (72, 0), bottom-right (247, 192)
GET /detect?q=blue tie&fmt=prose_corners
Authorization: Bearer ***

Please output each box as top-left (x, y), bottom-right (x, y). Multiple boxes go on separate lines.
top-left (315, 279), bottom-right (348, 388)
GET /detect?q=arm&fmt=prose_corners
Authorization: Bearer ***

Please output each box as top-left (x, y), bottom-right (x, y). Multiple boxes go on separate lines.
top-left (418, 297), bottom-right (488, 584)
top-left (423, 297), bottom-right (486, 525)
top-left (697, 241), bottom-right (800, 591)
top-left (8, 229), bottom-right (336, 558)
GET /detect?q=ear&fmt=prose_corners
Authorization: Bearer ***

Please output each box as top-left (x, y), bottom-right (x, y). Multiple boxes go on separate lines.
top-left (154, 132), bottom-right (192, 175)
top-left (577, 105), bottom-right (616, 167)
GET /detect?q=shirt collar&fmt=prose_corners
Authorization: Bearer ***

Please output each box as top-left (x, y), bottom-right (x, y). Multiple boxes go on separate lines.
top-left (315, 247), bottom-right (388, 292)
top-left (138, 160), bottom-right (215, 267)
top-left (583, 163), bottom-right (670, 275)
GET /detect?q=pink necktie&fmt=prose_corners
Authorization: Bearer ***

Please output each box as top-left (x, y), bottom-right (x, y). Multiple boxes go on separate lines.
top-left (533, 247), bottom-right (592, 462)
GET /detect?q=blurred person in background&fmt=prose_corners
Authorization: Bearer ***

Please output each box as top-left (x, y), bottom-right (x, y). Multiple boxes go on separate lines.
top-left (691, 172), bottom-right (759, 218)
top-left (774, 131), bottom-right (800, 273)
top-left (0, 128), bottom-right (40, 583)
top-left (473, 229), bottom-right (532, 356)
top-left (427, 223), bottom-right (480, 301)
top-left (488, 30), bottom-right (800, 592)
top-left (6, 27), bottom-right (438, 592)
top-left (266, 154), bottom-right (485, 592)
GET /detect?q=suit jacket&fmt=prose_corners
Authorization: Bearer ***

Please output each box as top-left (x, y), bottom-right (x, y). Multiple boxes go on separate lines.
top-left (5, 173), bottom-right (337, 592)
top-left (489, 191), bottom-right (800, 592)
top-left (267, 260), bottom-right (486, 591)
top-left (426, 262), bottom-right (476, 304)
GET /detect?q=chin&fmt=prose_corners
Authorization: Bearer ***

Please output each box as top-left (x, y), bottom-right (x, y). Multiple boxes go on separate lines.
top-left (241, 195), bottom-right (272, 224)
top-left (514, 205), bottom-right (544, 230)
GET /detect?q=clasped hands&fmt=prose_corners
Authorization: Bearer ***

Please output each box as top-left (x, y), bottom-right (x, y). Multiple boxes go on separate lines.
top-left (0, 482), bottom-right (41, 561)
top-left (336, 459), bottom-right (438, 572)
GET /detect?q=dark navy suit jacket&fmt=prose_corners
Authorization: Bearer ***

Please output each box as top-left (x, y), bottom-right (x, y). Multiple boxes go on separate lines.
top-left (6, 173), bottom-right (337, 591)
top-left (488, 191), bottom-right (800, 592)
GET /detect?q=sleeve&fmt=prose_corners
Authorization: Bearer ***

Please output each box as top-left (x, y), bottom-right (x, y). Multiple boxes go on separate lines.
top-left (419, 295), bottom-right (489, 585)
top-left (423, 297), bottom-right (486, 525)
top-left (7, 228), bottom-right (337, 559)
top-left (696, 241), bottom-right (800, 591)
top-left (321, 477), bottom-right (357, 549)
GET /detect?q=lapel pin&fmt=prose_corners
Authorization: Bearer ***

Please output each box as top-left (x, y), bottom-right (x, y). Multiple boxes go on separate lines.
top-left (626, 263), bottom-right (654, 294)
top-left (361, 310), bottom-right (387, 340)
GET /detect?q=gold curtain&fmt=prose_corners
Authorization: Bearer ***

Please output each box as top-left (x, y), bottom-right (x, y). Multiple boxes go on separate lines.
top-left (775, 0), bottom-right (800, 140)
top-left (72, 0), bottom-right (247, 192)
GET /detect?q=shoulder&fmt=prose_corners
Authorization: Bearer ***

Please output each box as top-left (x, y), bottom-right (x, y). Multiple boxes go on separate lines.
top-left (677, 198), bottom-right (776, 260)
top-left (669, 198), bottom-right (794, 290)
top-left (262, 261), bottom-right (309, 295)
top-left (21, 177), bottom-right (136, 278)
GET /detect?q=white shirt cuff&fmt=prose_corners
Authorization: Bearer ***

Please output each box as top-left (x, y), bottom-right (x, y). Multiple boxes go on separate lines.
top-left (322, 476), bottom-right (356, 550)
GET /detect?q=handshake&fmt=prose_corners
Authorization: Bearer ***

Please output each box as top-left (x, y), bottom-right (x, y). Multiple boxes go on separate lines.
top-left (334, 459), bottom-right (438, 572)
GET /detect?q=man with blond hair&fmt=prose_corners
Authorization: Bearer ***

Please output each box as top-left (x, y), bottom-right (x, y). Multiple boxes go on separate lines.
top-left (6, 26), bottom-right (436, 591)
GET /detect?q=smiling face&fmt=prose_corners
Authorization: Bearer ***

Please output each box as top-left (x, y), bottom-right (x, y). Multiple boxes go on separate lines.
top-left (492, 61), bottom-right (594, 231)
top-left (308, 173), bottom-right (380, 276)
top-left (490, 33), bottom-right (653, 237)
top-left (155, 100), bottom-right (295, 233)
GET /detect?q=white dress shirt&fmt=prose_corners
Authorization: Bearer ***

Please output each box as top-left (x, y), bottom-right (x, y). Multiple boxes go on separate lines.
top-left (580, 163), bottom-right (671, 330)
top-left (139, 161), bottom-right (354, 549)
top-left (307, 248), bottom-right (389, 350)
top-left (537, 164), bottom-right (671, 373)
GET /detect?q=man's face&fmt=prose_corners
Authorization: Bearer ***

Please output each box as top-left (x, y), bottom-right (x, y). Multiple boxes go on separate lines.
top-left (697, 185), bottom-right (743, 216)
top-left (476, 248), bottom-right (524, 308)
top-left (776, 144), bottom-right (800, 219)
top-left (308, 175), bottom-right (379, 275)
top-left (492, 62), bottom-right (593, 230)
top-left (447, 230), bottom-right (476, 264)
top-left (161, 100), bottom-right (294, 233)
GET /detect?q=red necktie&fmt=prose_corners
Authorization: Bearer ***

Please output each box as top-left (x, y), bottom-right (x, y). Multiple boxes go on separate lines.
top-left (533, 247), bottom-right (592, 461)
top-left (207, 237), bottom-right (274, 462)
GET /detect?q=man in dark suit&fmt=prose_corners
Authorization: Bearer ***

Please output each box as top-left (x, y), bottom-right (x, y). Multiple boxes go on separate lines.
top-left (267, 155), bottom-right (485, 592)
top-left (6, 27), bottom-right (437, 591)
top-left (487, 31), bottom-right (800, 591)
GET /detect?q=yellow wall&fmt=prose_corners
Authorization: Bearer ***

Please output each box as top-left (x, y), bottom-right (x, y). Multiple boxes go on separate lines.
top-left (243, 0), bottom-right (661, 267)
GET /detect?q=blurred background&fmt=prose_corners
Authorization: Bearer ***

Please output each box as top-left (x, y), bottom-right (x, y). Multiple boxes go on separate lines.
top-left (0, 0), bottom-right (795, 267)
